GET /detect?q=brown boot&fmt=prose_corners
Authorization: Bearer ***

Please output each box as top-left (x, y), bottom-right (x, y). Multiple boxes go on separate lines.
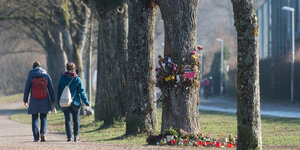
top-left (74, 136), bottom-right (80, 142)
top-left (41, 135), bottom-right (46, 142)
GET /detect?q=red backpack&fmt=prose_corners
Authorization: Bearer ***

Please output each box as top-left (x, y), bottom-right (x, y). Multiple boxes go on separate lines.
top-left (32, 77), bottom-right (48, 100)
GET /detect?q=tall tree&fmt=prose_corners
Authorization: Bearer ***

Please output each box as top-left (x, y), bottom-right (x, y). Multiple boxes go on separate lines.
top-left (61, 0), bottom-right (91, 114)
top-left (0, 0), bottom-right (68, 96)
top-left (156, 0), bottom-right (200, 133)
top-left (61, 0), bottom-right (91, 78)
top-left (92, 0), bottom-right (128, 125)
top-left (0, 0), bottom-right (91, 100)
top-left (86, 12), bottom-right (94, 105)
top-left (231, 0), bottom-right (262, 149)
top-left (126, 0), bottom-right (158, 134)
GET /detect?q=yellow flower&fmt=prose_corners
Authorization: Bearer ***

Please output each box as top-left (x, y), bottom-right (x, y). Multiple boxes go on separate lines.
top-left (165, 75), bottom-right (175, 81)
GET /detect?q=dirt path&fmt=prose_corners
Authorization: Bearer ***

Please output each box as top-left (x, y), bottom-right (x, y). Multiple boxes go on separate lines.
top-left (0, 102), bottom-right (176, 150)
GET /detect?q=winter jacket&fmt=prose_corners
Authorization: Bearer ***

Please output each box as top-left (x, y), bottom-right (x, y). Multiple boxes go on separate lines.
top-left (57, 72), bottom-right (90, 108)
top-left (23, 67), bottom-right (55, 114)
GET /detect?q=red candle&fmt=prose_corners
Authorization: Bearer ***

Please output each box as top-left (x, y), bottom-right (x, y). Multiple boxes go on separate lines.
top-left (171, 139), bottom-right (175, 145)
top-left (216, 142), bottom-right (220, 148)
top-left (198, 141), bottom-right (202, 146)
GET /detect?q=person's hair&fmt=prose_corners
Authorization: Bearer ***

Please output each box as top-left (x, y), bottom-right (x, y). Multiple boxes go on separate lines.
top-left (66, 62), bottom-right (76, 71)
top-left (33, 61), bottom-right (41, 69)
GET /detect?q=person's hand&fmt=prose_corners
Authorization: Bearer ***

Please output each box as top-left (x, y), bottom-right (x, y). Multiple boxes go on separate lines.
top-left (24, 102), bottom-right (28, 107)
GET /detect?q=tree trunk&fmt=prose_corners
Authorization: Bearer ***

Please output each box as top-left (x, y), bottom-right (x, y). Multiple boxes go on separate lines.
top-left (60, 0), bottom-right (90, 79)
top-left (156, 0), bottom-right (200, 133)
top-left (47, 30), bottom-right (68, 105)
top-left (62, 29), bottom-right (74, 61)
top-left (86, 13), bottom-right (93, 105)
top-left (94, 2), bottom-right (128, 125)
top-left (231, 0), bottom-right (262, 149)
top-left (74, 3), bottom-right (91, 78)
top-left (125, 0), bottom-right (158, 134)
top-left (74, 49), bottom-right (84, 78)
top-left (59, 1), bottom-right (91, 115)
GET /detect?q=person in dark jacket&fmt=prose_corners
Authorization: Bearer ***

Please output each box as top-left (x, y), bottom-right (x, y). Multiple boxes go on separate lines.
top-left (23, 61), bottom-right (55, 142)
top-left (57, 62), bottom-right (90, 142)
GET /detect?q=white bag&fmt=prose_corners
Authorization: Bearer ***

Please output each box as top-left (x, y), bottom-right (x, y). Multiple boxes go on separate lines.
top-left (59, 78), bottom-right (76, 107)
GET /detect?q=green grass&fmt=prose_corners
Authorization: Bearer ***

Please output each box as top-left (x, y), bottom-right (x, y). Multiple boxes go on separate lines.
top-left (0, 93), bottom-right (23, 104)
top-left (4, 94), bottom-right (300, 147)
top-left (10, 110), bottom-right (149, 145)
top-left (10, 108), bottom-right (300, 147)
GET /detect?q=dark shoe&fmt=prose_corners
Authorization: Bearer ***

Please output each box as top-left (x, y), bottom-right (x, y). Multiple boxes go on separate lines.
top-left (74, 136), bottom-right (80, 142)
top-left (41, 135), bottom-right (46, 142)
top-left (67, 138), bottom-right (72, 142)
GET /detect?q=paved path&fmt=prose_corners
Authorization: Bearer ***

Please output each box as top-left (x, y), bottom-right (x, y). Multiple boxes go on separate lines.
top-left (199, 96), bottom-right (300, 118)
top-left (0, 102), bottom-right (177, 150)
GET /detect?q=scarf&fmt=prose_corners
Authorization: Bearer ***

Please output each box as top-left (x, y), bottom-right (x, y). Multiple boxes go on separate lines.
top-left (63, 70), bottom-right (78, 77)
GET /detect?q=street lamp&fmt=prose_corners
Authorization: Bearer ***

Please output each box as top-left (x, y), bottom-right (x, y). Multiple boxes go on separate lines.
top-left (216, 38), bottom-right (224, 96)
top-left (282, 6), bottom-right (295, 103)
top-left (197, 45), bottom-right (204, 96)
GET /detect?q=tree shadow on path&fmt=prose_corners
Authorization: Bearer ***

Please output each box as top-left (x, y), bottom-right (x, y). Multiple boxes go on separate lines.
top-left (0, 108), bottom-right (26, 115)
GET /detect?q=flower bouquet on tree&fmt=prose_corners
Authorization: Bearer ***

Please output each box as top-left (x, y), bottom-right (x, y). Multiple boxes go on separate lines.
top-left (156, 46), bottom-right (203, 93)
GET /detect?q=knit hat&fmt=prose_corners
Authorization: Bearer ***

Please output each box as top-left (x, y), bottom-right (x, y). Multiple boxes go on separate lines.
top-left (33, 61), bottom-right (41, 69)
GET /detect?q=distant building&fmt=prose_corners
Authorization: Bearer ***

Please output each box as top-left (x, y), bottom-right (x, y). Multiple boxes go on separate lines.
top-left (257, 0), bottom-right (300, 59)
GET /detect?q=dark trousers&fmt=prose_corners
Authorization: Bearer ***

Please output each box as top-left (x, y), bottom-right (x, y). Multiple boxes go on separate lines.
top-left (32, 113), bottom-right (47, 141)
top-left (63, 105), bottom-right (81, 139)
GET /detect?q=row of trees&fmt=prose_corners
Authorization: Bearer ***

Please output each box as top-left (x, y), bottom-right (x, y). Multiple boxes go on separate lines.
top-left (0, 0), bottom-right (90, 97)
top-left (1, 0), bottom-right (262, 149)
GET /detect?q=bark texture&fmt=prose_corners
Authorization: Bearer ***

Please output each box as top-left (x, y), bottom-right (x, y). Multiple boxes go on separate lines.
top-left (47, 30), bottom-right (68, 103)
top-left (156, 0), bottom-right (200, 133)
top-left (73, 4), bottom-right (90, 78)
top-left (125, 0), bottom-right (158, 134)
top-left (94, 2), bottom-right (128, 125)
top-left (60, 0), bottom-right (90, 78)
top-left (231, 0), bottom-right (262, 149)
top-left (86, 14), bottom-right (93, 104)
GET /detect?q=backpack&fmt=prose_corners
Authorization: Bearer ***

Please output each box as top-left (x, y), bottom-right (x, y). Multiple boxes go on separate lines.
top-left (32, 77), bottom-right (48, 100)
top-left (59, 77), bottom-right (76, 107)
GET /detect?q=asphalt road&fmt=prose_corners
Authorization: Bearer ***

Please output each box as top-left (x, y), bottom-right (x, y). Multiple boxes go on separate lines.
top-left (199, 96), bottom-right (300, 118)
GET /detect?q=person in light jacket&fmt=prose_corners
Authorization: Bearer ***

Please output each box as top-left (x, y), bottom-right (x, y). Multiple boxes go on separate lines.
top-left (23, 61), bottom-right (55, 142)
top-left (57, 62), bottom-right (90, 142)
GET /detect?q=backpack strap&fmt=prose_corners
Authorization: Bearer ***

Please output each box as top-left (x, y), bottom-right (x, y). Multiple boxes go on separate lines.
top-left (71, 89), bottom-right (77, 100)
top-left (68, 77), bottom-right (75, 86)
top-left (68, 77), bottom-right (77, 100)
